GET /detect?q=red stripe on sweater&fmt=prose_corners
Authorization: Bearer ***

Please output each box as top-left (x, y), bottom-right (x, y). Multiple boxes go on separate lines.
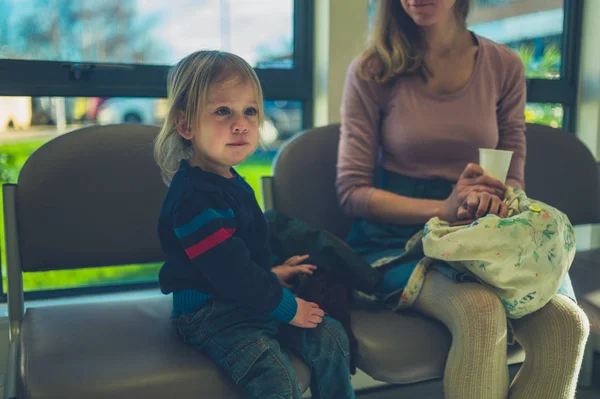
top-left (185, 228), bottom-right (236, 259)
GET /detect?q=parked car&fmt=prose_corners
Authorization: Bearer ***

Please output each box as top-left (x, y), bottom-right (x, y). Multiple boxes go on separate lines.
top-left (97, 98), bottom-right (158, 125)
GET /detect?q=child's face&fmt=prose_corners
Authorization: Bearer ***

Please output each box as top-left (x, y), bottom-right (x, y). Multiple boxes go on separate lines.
top-left (182, 78), bottom-right (260, 177)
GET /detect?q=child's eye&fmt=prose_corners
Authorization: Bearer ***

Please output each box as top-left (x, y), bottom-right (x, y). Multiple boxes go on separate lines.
top-left (244, 107), bottom-right (258, 116)
top-left (215, 107), bottom-right (231, 116)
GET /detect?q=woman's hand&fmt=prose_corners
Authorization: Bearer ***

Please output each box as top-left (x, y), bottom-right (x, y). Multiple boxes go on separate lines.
top-left (441, 163), bottom-right (506, 222)
top-left (457, 191), bottom-right (509, 220)
top-left (272, 254), bottom-right (317, 289)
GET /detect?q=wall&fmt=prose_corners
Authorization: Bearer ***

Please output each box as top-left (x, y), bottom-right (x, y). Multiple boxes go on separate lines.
top-left (313, 0), bottom-right (369, 126)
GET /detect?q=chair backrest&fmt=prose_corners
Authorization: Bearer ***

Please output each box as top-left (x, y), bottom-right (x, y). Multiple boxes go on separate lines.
top-left (524, 123), bottom-right (600, 226)
top-left (13, 124), bottom-right (168, 272)
top-left (271, 123), bottom-right (600, 239)
top-left (271, 124), bottom-right (351, 238)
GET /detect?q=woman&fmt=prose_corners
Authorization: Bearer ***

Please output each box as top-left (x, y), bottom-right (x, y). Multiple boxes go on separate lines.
top-left (336, 1), bottom-right (589, 398)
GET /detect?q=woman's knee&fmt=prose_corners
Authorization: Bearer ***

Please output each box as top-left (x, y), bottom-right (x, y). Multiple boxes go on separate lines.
top-left (546, 295), bottom-right (590, 342)
top-left (416, 273), bottom-right (507, 335)
top-left (513, 296), bottom-right (590, 365)
top-left (449, 284), bottom-right (507, 331)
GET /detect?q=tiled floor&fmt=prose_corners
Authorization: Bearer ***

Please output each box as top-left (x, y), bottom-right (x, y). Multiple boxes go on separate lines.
top-left (356, 354), bottom-right (600, 399)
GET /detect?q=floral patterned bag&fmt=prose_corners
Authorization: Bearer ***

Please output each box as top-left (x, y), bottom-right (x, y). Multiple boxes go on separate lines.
top-left (421, 186), bottom-right (576, 318)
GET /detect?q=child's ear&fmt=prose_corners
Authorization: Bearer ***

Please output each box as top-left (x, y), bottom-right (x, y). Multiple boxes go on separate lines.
top-left (175, 111), bottom-right (193, 140)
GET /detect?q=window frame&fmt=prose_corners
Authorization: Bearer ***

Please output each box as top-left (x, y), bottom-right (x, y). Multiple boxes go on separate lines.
top-left (522, 0), bottom-right (583, 132)
top-left (0, 0), bottom-right (314, 301)
top-left (0, 0), bottom-right (584, 300)
top-left (0, 0), bottom-right (314, 109)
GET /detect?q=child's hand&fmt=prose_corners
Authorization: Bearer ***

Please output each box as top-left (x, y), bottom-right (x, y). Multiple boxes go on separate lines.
top-left (272, 254), bottom-right (317, 289)
top-left (290, 298), bottom-right (324, 328)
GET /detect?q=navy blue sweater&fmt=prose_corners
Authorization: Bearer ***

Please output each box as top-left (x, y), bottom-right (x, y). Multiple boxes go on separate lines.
top-left (158, 160), bottom-right (297, 322)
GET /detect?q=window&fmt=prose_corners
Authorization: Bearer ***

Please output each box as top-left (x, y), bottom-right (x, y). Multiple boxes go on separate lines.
top-left (470, 0), bottom-right (581, 130)
top-left (471, 1), bottom-right (563, 79)
top-left (0, 0), bottom-right (313, 108)
top-left (526, 103), bottom-right (564, 128)
top-left (0, 95), bottom-right (297, 294)
top-left (367, 0), bottom-right (582, 131)
top-left (0, 0), bottom-right (314, 299)
top-left (1, 0), bottom-right (294, 68)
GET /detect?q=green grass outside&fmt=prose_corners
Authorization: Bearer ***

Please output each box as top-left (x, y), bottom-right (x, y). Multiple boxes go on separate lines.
top-left (0, 137), bottom-right (274, 293)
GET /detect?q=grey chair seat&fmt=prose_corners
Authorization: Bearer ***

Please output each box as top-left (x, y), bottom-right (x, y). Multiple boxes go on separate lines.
top-left (351, 309), bottom-right (525, 384)
top-left (19, 295), bottom-right (526, 399)
top-left (19, 296), bottom-right (311, 399)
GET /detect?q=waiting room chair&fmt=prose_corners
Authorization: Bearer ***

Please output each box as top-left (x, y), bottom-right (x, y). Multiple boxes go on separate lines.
top-left (262, 122), bottom-right (600, 393)
top-left (523, 123), bottom-right (600, 388)
top-left (261, 124), bottom-right (584, 392)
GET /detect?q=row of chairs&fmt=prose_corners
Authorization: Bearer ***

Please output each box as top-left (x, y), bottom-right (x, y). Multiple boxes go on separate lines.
top-left (2, 123), bottom-right (599, 398)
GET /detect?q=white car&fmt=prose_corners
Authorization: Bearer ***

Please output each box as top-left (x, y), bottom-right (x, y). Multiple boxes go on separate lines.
top-left (97, 98), bottom-right (157, 125)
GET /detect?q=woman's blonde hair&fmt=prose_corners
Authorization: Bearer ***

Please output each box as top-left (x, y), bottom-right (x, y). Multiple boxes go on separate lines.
top-left (359, 0), bottom-right (471, 84)
top-left (154, 50), bottom-right (264, 184)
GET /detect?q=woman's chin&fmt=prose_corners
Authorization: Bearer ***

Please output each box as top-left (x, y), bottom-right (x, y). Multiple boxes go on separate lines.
top-left (411, 16), bottom-right (439, 27)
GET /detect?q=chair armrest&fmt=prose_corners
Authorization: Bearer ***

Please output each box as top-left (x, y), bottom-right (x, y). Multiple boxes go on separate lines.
top-left (261, 176), bottom-right (274, 211)
top-left (4, 327), bottom-right (20, 399)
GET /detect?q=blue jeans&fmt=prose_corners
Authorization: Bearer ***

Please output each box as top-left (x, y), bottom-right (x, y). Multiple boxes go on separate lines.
top-left (172, 299), bottom-right (356, 399)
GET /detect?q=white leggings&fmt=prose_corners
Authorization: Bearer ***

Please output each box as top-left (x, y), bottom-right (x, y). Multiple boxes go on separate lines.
top-left (413, 270), bottom-right (590, 399)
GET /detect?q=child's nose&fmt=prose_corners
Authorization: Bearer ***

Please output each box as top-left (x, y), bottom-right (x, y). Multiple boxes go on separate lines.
top-left (232, 117), bottom-right (249, 133)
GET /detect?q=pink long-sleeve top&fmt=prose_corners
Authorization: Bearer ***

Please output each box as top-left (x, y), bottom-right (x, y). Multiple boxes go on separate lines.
top-left (336, 34), bottom-right (527, 219)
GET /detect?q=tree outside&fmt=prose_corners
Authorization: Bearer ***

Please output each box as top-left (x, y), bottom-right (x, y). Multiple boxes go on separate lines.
top-left (2, 0), bottom-right (165, 63)
top-left (517, 43), bottom-right (564, 129)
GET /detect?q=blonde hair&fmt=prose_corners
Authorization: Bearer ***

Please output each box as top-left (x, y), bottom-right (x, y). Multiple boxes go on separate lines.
top-left (360, 0), bottom-right (471, 84)
top-left (154, 50), bottom-right (264, 184)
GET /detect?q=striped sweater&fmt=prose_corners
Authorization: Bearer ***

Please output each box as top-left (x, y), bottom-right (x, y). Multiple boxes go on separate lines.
top-left (158, 160), bottom-right (298, 322)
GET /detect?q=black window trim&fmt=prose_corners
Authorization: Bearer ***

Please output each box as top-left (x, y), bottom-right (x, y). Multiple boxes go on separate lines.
top-left (526, 0), bottom-right (583, 133)
top-left (0, 58), bottom-right (311, 100)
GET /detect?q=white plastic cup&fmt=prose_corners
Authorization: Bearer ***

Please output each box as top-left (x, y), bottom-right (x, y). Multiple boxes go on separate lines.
top-left (478, 149), bottom-right (513, 184)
